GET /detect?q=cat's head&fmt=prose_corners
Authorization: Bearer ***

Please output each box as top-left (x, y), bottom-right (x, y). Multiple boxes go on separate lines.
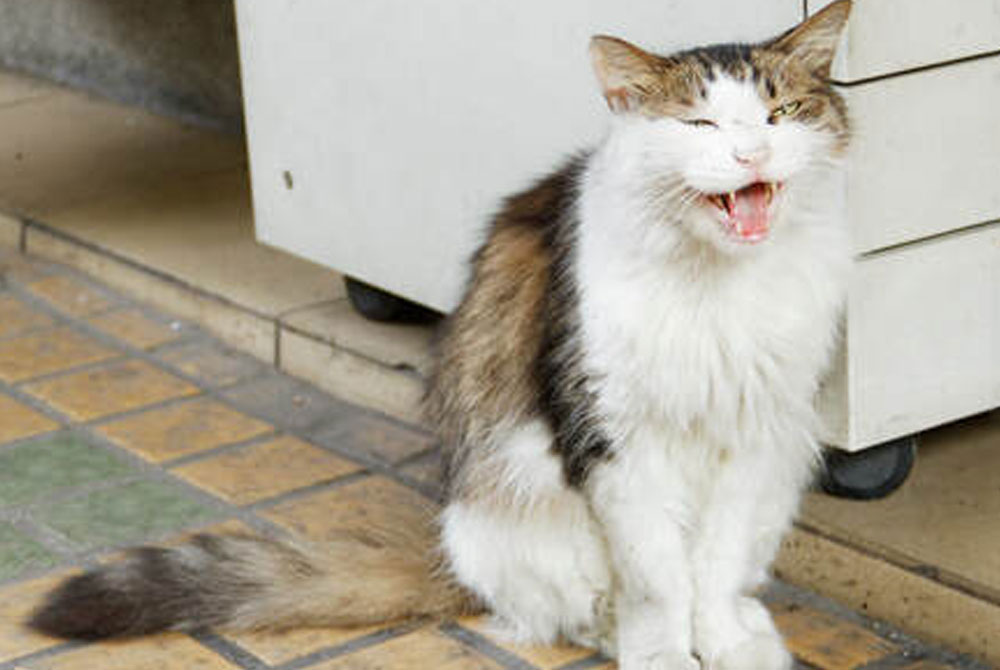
top-left (590, 0), bottom-right (851, 252)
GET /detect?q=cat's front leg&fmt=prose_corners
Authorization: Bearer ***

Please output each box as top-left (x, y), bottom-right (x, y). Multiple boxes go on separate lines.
top-left (690, 447), bottom-right (808, 670)
top-left (588, 451), bottom-right (700, 670)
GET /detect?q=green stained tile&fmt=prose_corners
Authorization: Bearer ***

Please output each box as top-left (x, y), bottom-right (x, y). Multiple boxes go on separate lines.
top-left (0, 522), bottom-right (58, 580)
top-left (38, 480), bottom-right (217, 548)
top-left (0, 434), bottom-right (134, 507)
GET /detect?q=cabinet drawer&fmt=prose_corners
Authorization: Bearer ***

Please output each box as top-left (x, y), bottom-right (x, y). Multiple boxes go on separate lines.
top-left (811, 0), bottom-right (1000, 82)
top-left (845, 54), bottom-right (1000, 253)
top-left (822, 223), bottom-right (1000, 450)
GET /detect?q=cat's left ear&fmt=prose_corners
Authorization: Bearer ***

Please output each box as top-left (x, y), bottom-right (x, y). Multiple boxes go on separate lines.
top-left (771, 0), bottom-right (852, 78)
top-left (589, 36), bottom-right (660, 113)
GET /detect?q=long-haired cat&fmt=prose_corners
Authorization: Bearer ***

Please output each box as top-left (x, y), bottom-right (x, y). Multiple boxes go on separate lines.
top-left (31, 4), bottom-right (852, 669)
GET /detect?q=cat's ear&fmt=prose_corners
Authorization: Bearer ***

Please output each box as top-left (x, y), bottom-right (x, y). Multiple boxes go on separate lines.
top-left (771, 0), bottom-right (851, 78)
top-left (589, 36), bottom-right (660, 113)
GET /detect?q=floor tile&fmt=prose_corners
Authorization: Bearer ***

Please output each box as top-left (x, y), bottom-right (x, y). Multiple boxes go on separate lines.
top-left (156, 341), bottom-right (265, 387)
top-left (28, 633), bottom-right (238, 669)
top-left (43, 168), bottom-right (341, 318)
top-left (260, 476), bottom-right (433, 542)
top-left (225, 625), bottom-right (383, 667)
top-left (398, 449), bottom-right (444, 496)
top-left (772, 602), bottom-right (898, 670)
top-left (27, 227), bottom-right (280, 364)
top-left (459, 615), bottom-right (595, 669)
top-left (0, 89), bottom-right (244, 217)
top-left (223, 374), bottom-right (351, 431)
top-left (802, 410), bottom-right (1000, 598)
top-left (280, 329), bottom-right (425, 425)
top-left (0, 522), bottom-right (59, 581)
top-left (282, 298), bottom-right (433, 372)
top-left (26, 274), bottom-right (117, 316)
top-left (36, 479), bottom-right (218, 550)
top-left (0, 433), bottom-right (133, 507)
top-left (22, 359), bottom-right (199, 421)
top-left (88, 309), bottom-right (185, 350)
top-left (96, 397), bottom-right (272, 463)
top-left (311, 627), bottom-right (501, 670)
top-left (0, 572), bottom-right (72, 662)
top-left (173, 435), bottom-right (362, 505)
top-left (0, 70), bottom-right (58, 107)
top-left (0, 327), bottom-right (117, 383)
top-left (0, 392), bottom-right (58, 442)
top-left (311, 413), bottom-right (435, 465)
top-left (0, 294), bottom-right (55, 338)
top-left (0, 251), bottom-right (59, 284)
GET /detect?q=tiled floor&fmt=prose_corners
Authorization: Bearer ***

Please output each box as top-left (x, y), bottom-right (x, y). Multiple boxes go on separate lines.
top-left (0, 250), bottom-right (985, 670)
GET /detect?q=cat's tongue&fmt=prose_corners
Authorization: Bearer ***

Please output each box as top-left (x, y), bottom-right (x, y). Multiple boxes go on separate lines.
top-left (731, 183), bottom-right (770, 241)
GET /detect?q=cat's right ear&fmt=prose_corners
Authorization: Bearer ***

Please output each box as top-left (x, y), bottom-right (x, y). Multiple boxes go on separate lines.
top-left (589, 36), bottom-right (659, 113)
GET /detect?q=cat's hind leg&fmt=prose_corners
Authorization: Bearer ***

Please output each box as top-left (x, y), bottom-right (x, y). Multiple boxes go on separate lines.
top-left (441, 420), bottom-right (613, 652)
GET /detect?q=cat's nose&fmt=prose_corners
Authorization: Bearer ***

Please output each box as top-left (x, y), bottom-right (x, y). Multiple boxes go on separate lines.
top-left (732, 144), bottom-right (771, 167)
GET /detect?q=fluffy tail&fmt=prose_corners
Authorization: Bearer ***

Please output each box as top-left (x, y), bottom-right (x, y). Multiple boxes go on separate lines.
top-left (29, 506), bottom-right (478, 640)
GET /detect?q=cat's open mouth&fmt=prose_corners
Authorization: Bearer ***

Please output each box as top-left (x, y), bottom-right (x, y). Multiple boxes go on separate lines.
top-left (705, 182), bottom-right (780, 244)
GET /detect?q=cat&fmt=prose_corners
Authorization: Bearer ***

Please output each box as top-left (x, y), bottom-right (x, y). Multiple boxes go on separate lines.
top-left (30, 3), bottom-right (852, 669)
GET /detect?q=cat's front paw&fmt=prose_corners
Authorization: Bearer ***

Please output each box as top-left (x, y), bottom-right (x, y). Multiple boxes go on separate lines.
top-left (619, 649), bottom-right (701, 670)
top-left (705, 633), bottom-right (792, 670)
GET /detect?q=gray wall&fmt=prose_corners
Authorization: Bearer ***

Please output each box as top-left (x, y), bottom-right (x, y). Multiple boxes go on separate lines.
top-left (0, 0), bottom-right (242, 131)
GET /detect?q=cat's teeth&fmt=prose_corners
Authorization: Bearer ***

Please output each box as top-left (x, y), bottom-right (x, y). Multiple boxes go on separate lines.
top-left (764, 183), bottom-right (775, 205)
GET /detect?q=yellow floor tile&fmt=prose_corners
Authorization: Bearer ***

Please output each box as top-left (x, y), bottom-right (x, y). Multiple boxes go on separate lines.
top-left (0, 294), bottom-right (55, 338)
top-left (0, 392), bottom-right (58, 442)
top-left (88, 310), bottom-right (182, 350)
top-left (26, 275), bottom-right (114, 316)
top-left (96, 397), bottom-right (271, 462)
top-left (23, 359), bottom-right (199, 421)
top-left (29, 633), bottom-right (238, 670)
top-left (0, 327), bottom-right (117, 382)
top-left (771, 603), bottom-right (897, 670)
top-left (0, 573), bottom-right (71, 662)
top-left (260, 476), bottom-right (434, 542)
top-left (312, 627), bottom-right (501, 670)
top-left (458, 615), bottom-right (596, 669)
top-left (225, 625), bottom-right (383, 666)
top-left (173, 435), bottom-right (362, 505)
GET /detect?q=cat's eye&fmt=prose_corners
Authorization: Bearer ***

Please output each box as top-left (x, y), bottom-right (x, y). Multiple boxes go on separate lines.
top-left (682, 118), bottom-right (718, 129)
top-left (767, 100), bottom-right (801, 124)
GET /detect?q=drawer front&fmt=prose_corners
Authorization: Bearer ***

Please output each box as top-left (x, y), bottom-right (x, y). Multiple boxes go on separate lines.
top-left (810, 0), bottom-right (1000, 82)
top-left (840, 223), bottom-right (1000, 449)
top-left (845, 54), bottom-right (1000, 254)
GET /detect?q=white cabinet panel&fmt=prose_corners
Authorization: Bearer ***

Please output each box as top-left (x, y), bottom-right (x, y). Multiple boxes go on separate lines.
top-left (845, 55), bottom-right (1000, 253)
top-left (235, 0), bottom-right (801, 311)
top-left (826, 223), bottom-right (1000, 450)
top-left (811, 0), bottom-right (1000, 82)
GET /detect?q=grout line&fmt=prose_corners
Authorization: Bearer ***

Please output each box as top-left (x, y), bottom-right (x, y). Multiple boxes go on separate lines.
top-left (439, 622), bottom-right (540, 670)
top-left (0, 640), bottom-right (85, 670)
top-left (834, 48), bottom-right (1000, 88)
top-left (272, 623), bottom-right (422, 670)
top-left (557, 655), bottom-right (613, 670)
top-left (243, 470), bottom-right (373, 513)
top-left (191, 631), bottom-right (270, 670)
top-left (158, 429), bottom-right (283, 469)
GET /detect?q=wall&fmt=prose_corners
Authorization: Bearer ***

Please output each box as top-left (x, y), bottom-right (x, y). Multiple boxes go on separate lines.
top-left (0, 0), bottom-right (242, 130)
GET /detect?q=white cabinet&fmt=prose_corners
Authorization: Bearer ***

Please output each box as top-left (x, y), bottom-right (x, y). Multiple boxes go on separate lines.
top-left (236, 1), bottom-right (1000, 453)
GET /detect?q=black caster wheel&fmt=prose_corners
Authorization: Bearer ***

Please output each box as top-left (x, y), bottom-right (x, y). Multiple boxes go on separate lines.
top-left (820, 436), bottom-right (917, 500)
top-left (344, 276), bottom-right (440, 324)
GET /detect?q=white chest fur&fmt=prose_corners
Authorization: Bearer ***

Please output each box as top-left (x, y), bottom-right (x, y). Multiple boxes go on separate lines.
top-left (575, 150), bottom-right (850, 453)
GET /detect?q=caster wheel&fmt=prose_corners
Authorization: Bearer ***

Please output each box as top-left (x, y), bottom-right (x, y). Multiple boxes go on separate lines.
top-left (820, 436), bottom-right (917, 500)
top-left (344, 277), bottom-right (440, 324)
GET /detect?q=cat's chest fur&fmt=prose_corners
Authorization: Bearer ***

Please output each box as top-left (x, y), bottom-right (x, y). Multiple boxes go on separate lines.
top-left (574, 174), bottom-right (849, 449)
